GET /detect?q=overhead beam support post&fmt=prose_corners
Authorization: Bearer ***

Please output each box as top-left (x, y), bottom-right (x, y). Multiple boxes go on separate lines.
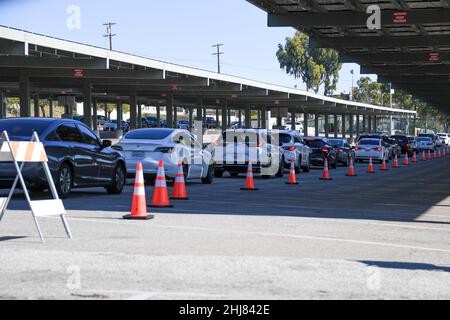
top-left (304, 111), bottom-right (309, 136)
top-left (0, 91), bottom-right (5, 119)
top-left (83, 80), bottom-right (92, 129)
top-left (19, 71), bottom-right (30, 118)
top-left (245, 106), bottom-right (251, 128)
top-left (33, 95), bottom-right (39, 118)
top-left (324, 114), bottom-right (330, 138)
top-left (221, 100), bottom-right (228, 131)
top-left (342, 114), bottom-right (346, 138)
top-left (314, 114), bottom-right (319, 136)
top-left (261, 107), bottom-right (267, 129)
top-left (129, 89), bottom-right (138, 130)
top-left (166, 93), bottom-right (174, 129)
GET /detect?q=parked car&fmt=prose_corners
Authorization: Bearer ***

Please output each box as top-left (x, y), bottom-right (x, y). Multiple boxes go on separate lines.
top-left (214, 129), bottom-right (284, 179)
top-left (415, 136), bottom-right (435, 152)
top-left (103, 120), bottom-right (129, 132)
top-left (277, 130), bottom-right (311, 173)
top-left (206, 117), bottom-right (218, 129)
top-left (144, 116), bottom-right (158, 128)
top-left (72, 115), bottom-right (107, 127)
top-left (177, 120), bottom-right (190, 130)
top-left (328, 138), bottom-right (355, 167)
top-left (229, 121), bottom-right (243, 129)
top-left (437, 133), bottom-right (450, 145)
top-left (355, 138), bottom-right (389, 163)
top-left (0, 118), bottom-right (126, 198)
top-left (114, 128), bottom-right (214, 184)
top-left (391, 135), bottom-right (413, 156)
top-left (303, 137), bottom-right (338, 169)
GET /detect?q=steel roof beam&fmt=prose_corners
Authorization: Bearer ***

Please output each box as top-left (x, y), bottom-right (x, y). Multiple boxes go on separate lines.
top-left (268, 9), bottom-right (450, 28)
top-left (341, 52), bottom-right (450, 64)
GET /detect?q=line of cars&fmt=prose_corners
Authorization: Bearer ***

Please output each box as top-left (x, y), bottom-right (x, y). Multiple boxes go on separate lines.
top-left (1, 117), bottom-right (448, 198)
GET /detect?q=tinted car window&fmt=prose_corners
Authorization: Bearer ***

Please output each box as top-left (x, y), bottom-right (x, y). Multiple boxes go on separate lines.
top-left (304, 140), bottom-right (325, 148)
top-left (0, 120), bottom-right (51, 138)
top-left (279, 134), bottom-right (293, 145)
top-left (359, 139), bottom-right (381, 146)
top-left (56, 123), bottom-right (84, 143)
top-left (124, 129), bottom-right (173, 140)
top-left (78, 124), bottom-right (99, 146)
top-left (328, 139), bottom-right (344, 147)
top-left (391, 135), bottom-right (408, 143)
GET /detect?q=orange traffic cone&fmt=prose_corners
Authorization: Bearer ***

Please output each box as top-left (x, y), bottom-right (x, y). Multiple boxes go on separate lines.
top-left (286, 160), bottom-right (299, 185)
top-left (428, 150), bottom-right (432, 161)
top-left (393, 154), bottom-right (400, 168)
top-left (438, 149), bottom-right (442, 158)
top-left (367, 157), bottom-right (375, 174)
top-left (241, 162), bottom-right (259, 191)
top-left (346, 156), bottom-right (357, 177)
top-left (403, 153), bottom-right (409, 165)
top-left (380, 155), bottom-right (388, 171)
top-left (320, 158), bottom-right (333, 181)
top-left (412, 151), bottom-right (417, 163)
top-left (171, 162), bottom-right (188, 200)
top-left (149, 160), bottom-right (173, 208)
top-left (421, 150), bottom-right (426, 161)
top-left (433, 150), bottom-right (437, 159)
top-left (123, 162), bottom-right (154, 220)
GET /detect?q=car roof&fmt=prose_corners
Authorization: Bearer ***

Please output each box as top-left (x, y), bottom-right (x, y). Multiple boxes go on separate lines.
top-left (0, 117), bottom-right (81, 125)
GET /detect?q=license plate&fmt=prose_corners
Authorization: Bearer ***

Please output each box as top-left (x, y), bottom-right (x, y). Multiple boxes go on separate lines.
top-left (132, 151), bottom-right (145, 159)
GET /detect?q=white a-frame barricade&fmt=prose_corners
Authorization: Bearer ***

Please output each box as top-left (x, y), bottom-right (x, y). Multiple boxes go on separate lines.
top-left (0, 131), bottom-right (72, 243)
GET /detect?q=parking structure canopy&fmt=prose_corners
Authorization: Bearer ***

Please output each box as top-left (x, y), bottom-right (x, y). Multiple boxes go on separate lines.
top-left (247, 0), bottom-right (450, 115)
top-left (0, 24), bottom-right (415, 132)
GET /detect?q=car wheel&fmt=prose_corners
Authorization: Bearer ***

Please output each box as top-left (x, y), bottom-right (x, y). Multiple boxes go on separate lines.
top-left (56, 162), bottom-right (72, 199)
top-left (201, 164), bottom-right (215, 184)
top-left (214, 168), bottom-right (224, 178)
top-left (106, 163), bottom-right (126, 195)
top-left (275, 157), bottom-right (284, 178)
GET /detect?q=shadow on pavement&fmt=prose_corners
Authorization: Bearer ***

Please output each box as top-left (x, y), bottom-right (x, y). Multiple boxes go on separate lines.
top-left (359, 261), bottom-right (450, 273)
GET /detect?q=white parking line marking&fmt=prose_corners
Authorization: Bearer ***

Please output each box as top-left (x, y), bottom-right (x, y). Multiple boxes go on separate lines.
top-left (55, 216), bottom-right (450, 253)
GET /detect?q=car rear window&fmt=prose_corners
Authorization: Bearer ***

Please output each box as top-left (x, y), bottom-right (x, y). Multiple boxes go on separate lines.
top-left (304, 139), bottom-right (325, 148)
top-left (391, 135), bottom-right (408, 143)
top-left (417, 137), bottom-right (431, 142)
top-left (279, 134), bottom-right (293, 145)
top-left (328, 139), bottom-right (344, 147)
top-left (124, 129), bottom-right (173, 140)
top-left (0, 120), bottom-right (51, 138)
top-left (359, 139), bottom-right (380, 146)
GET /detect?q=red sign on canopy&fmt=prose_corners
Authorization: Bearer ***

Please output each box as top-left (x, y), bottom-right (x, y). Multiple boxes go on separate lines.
top-left (73, 69), bottom-right (84, 77)
top-left (428, 52), bottom-right (440, 62)
top-left (393, 12), bottom-right (408, 24)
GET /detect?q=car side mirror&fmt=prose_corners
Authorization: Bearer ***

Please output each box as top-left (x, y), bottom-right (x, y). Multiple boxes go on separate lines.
top-left (102, 140), bottom-right (112, 148)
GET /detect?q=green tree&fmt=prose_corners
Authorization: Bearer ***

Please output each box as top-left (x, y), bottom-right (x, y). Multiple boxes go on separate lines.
top-left (276, 32), bottom-right (342, 95)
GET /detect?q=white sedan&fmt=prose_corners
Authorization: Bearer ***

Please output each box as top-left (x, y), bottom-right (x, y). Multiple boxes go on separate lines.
top-left (114, 128), bottom-right (215, 183)
top-left (355, 138), bottom-right (389, 163)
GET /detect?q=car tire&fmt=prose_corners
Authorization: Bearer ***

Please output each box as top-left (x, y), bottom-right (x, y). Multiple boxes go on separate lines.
top-left (106, 163), bottom-right (126, 195)
top-left (214, 168), bottom-right (224, 178)
top-left (56, 162), bottom-right (73, 199)
top-left (201, 164), bottom-right (215, 184)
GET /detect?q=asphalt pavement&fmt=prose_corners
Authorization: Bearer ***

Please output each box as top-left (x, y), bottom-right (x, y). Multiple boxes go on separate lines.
top-left (0, 155), bottom-right (449, 300)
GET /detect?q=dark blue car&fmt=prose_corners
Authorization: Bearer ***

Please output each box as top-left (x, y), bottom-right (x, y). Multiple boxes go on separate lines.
top-left (0, 118), bottom-right (126, 198)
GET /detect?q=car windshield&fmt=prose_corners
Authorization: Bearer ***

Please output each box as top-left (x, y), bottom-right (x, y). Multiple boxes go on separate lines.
top-left (328, 139), bottom-right (344, 147)
top-left (359, 139), bottom-right (380, 146)
top-left (0, 120), bottom-right (51, 138)
top-left (124, 129), bottom-right (173, 140)
top-left (304, 139), bottom-right (325, 148)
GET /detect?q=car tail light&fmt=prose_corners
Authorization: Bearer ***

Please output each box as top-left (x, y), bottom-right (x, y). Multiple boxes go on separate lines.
top-left (338, 148), bottom-right (344, 153)
top-left (288, 146), bottom-right (296, 151)
top-left (321, 148), bottom-right (329, 153)
top-left (374, 147), bottom-right (382, 151)
top-left (355, 146), bottom-right (362, 151)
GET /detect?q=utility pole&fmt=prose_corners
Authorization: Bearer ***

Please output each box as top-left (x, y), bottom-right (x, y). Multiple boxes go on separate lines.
top-left (212, 43), bottom-right (224, 74)
top-left (103, 22), bottom-right (117, 50)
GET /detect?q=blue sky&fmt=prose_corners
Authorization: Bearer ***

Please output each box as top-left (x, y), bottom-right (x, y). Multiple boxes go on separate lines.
top-left (0, 0), bottom-right (374, 94)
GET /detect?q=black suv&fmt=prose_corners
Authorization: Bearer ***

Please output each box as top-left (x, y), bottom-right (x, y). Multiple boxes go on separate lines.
top-left (391, 135), bottom-right (413, 156)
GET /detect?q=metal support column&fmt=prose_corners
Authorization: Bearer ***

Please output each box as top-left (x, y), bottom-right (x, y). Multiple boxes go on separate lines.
top-left (261, 107), bottom-right (267, 129)
top-left (373, 116), bottom-right (378, 133)
top-left (188, 107), bottom-right (193, 130)
top-left (166, 94), bottom-right (174, 129)
top-left (245, 106), bottom-right (251, 128)
top-left (314, 114), bottom-right (319, 136)
top-left (368, 115), bottom-right (372, 133)
top-left (92, 99), bottom-right (97, 131)
top-left (49, 98), bottom-right (54, 119)
top-left (129, 89), bottom-right (138, 130)
top-left (325, 114), bottom-right (330, 138)
top-left (19, 71), bottom-right (30, 118)
top-left (349, 114), bottom-right (354, 138)
top-left (0, 91), bottom-right (5, 119)
top-left (362, 115), bottom-right (366, 133)
top-left (173, 105), bottom-right (178, 128)
top-left (82, 81), bottom-right (92, 129)
top-left (303, 112), bottom-right (309, 136)
top-left (156, 105), bottom-right (161, 127)
top-left (221, 100), bottom-right (228, 131)
top-left (116, 102), bottom-right (123, 131)
top-left (356, 115), bottom-right (360, 136)
top-left (333, 114), bottom-right (338, 138)
top-left (137, 104), bottom-right (142, 128)
top-left (342, 114), bottom-right (346, 138)
top-left (33, 95), bottom-right (39, 118)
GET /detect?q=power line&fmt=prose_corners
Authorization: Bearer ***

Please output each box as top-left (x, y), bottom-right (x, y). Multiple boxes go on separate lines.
top-left (103, 22), bottom-right (117, 50)
top-left (212, 43), bottom-right (224, 74)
